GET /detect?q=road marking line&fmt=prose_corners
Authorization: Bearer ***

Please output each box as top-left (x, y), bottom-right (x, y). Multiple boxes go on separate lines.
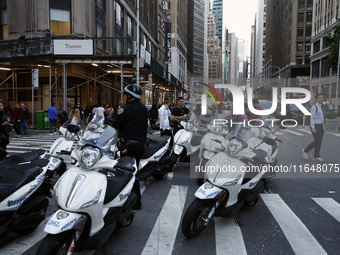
top-left (167, 172), bottom-right (174, 180)
top-left (261, 194), bottom-right (327, 255)
top-left (298, 128), bottom-right (311, 134)
top-left (275, 132), bottom-right (283, 135)
top-left (214, 218), bottom-right (247, 255)
top-left (329, 133), bottom-right (340, 137)
top-left (312, 198), bottom-right (340, 222)
top-left (284, 129), bottom-right (304, 136)
top-left (141, 185), bottom-right (188, 255)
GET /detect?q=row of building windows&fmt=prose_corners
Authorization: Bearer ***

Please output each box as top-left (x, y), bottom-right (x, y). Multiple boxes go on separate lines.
top-left (312, 57), bottom-right (331, 78)
top-left (297, 26), bottom-right (312, 37)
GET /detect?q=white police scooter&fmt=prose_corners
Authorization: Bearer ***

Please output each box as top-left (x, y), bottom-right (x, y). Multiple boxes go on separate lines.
top-left (37, 114), bottom-right (138, 254)
top-left (181, 125), bottom-right (280, 239)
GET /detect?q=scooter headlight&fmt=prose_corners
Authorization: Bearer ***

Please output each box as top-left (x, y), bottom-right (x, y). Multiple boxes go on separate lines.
top-left (223, 174), bottom-right (241, 186)
top-left (79, 147), bottom-right (100, 169)
top-left (227, 139), bottom-right (243, 156)
top-left (259, 127), bottom-right (271, 139)
top-left (80, 189), bottom-right (102, 209)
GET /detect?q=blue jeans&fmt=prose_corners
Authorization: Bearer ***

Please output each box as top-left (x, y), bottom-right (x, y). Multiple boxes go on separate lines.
top-left (20, 119), bottom-right (28, 134)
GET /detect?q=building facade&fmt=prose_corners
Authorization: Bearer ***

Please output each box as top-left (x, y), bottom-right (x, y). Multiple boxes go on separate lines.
top-left (207, 12), bottom-right (222, 85)
top-left (310, 0), bottom-right (340, 104)
top-left (265, 0), bottom-right (313, 80)
top-left (0, 0), bottom-right (185, 124)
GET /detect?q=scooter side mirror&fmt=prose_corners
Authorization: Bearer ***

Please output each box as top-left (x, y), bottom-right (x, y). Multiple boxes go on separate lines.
top-left (67, 124), bottom-right (80, 133)
top-left (263, 137), bottom-right (276, 146)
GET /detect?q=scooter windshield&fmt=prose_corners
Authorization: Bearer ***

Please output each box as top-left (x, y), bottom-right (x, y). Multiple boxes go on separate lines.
top-left (80, 113), bottom-right (118, 152)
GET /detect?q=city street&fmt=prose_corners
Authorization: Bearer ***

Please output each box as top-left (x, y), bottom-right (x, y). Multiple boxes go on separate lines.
top-left (1, 126), bottom-right (340, 255)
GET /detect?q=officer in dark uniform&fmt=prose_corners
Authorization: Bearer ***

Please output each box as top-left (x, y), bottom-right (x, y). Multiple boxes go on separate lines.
top-left (111, 84), bottom-right (148, 210)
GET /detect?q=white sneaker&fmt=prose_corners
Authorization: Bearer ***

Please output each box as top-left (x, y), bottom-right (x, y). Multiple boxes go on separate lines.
top-left (50, 133), bottom-right (53, 135)
top-left (302, 149), bottom-right (309, 160)
top-left (313, 157), bottom-right (324, 162)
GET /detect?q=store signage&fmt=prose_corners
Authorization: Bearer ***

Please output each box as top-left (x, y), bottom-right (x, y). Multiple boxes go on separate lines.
top-left (165, 22), bottom-right (171, 64)
top-left (54, 40), bottom-right (93, 55)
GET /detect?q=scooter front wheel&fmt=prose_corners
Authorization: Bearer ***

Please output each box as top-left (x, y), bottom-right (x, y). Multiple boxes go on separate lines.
top-left (181, 198), bottom-right (214, 239)
top-left (36, 231), bottom-right (75, 255)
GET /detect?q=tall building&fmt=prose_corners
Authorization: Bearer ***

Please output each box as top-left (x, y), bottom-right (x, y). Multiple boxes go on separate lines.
top-left (254, 0), bottom-right (266, 78)
top-left (0, 0), bottom-right (183, 116)
top-left (228, 32), bottom-right (239, 85)
top-left (166, 0), bottom-right (191, 98)
top-left (193, 0), bottom-right (209, 84)
top-left (211, 0), bottom-right (223, 47)
top-left (207, 12), bottom-right (222, 85)
top-left (238, 39), bottom-right (247, 85)
top-left (265, 0), bottom-right (313, 79)
top-left (310, 0), bottom-right (340, 104)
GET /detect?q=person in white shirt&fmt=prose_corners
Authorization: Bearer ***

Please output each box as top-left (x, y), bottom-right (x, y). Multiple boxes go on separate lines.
top-left (302, 94), bottom-right (325, 162)
top-left (158, 98), bottom-right (172, 137)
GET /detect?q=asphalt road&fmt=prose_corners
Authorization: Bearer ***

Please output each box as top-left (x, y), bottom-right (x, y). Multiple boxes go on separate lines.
top-left (1, 126), bottom-right (340, 255)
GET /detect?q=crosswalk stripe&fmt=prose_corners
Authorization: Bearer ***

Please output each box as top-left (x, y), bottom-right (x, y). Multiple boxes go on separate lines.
top-left (275, 131), bottom-right (283, 135)
top-left (312, 198), bottom-right (340, 222)
top-left (141, 185), bottom-right (188, 255)
top-left (283, 129), bottom-right (304, 136)
top-left (214, 218), bottom-right (247, 255)
top-left (261, 194), bottom-right (327, 255)
top-left (329, 133), bottom-right (340, 137)
top-left (298, 128), bottom-right (311, 134)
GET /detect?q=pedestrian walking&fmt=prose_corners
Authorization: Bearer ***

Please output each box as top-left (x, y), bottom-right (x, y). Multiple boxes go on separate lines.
top-left (20, 103), bottom-right (30, 135)
top-left (13, 103), bottom-right (23, 137)
top-left (302, 94), bottom-right (325, 162)
top-left (48, 102), bottom-right (58, 135)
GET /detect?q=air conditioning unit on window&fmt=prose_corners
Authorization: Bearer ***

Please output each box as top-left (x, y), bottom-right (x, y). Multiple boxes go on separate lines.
top-left (162, 1), bottom-right (169, 10)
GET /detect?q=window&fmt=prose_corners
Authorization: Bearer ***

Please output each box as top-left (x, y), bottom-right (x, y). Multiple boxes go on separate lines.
top-left (298, 13), bottom-right (304, 22)
top-left (323, 35), bottom-right (330, 49)
top-left (127, 16), bottom-right (132, 36)
top-left (0, 9), bottom-right (7, 40)
top-left (305, 41), bottom-right (311, 51)
top-left (50, 8), bottom-right (71, 35)
top-left (298, 0), bottom-right (305, 8)
top-left (313, 40), bottom-right (320, 53)
top-left (115, 2), bottom-right (122, 27)
top-left (307, 0), bottom-right (313, 7)
top-left (306, 26), bottom-right (312, 37)
top-left (306, 12), bottom-right (312, 22)
top-left (321, 57), bottom-right (330, 77)
top-left (297, 27), bottom-right (304, 37)
top-left (297, 41), bottom-right (303, 51)
top-left (297, 56), bottom-right (303, 64)
top-left (305, 56), bottom-right (310, 65)
top-left (312, 60), bottom-right (320, 78)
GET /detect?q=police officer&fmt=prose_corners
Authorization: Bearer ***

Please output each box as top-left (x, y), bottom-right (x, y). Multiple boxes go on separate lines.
top-left (111, 84), bottom-right (148, 210)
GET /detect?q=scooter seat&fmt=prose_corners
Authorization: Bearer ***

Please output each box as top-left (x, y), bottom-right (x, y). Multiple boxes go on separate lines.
top-left (253, 149), bottom-right (268, 164)
top-left (0, 163), bottom-right (41, 202)
top-left (1, 149), bottom-right (46, 165)
top-left (190, 131), bottom-right (205, 146)
top-left (116, 156), bottom-right (136, 172)
top-left (142, 136), bottom-right (169, 159)
top-left (100, 169), bottom-right (133, 204)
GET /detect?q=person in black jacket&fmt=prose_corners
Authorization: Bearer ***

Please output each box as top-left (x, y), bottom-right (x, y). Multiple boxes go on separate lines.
top-left (20, 103), bottom-right (30, 135)
top-left (170, 97), bottom-right (190, 134)
top-left (0, 101), bottom-right (10, 160)
top-left (111, 84), bottom-right (148, 210)
top-left (148, 104), bottom-right (158, 127)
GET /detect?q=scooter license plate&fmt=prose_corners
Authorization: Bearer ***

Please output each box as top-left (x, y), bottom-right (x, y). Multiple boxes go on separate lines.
top-left (47, 157), bottom-right (62, 170)
top-left (174, 145), bottom-right (184, 155)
